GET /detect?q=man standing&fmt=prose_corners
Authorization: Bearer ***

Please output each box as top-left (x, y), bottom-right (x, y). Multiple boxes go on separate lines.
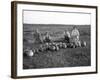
top-left (71, 26), bottom-right (80, 46)
top-left (34, 29), bottom-right (42, 43)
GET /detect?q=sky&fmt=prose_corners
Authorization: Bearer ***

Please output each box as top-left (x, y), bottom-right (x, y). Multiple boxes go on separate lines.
top-left (23, 10), bottom-right (91, 25)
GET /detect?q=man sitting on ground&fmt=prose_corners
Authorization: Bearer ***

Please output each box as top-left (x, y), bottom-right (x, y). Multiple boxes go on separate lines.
top-left (63, 30), bottom-right (71, 43)
top-left (43, 32), bottom-right (51, 43)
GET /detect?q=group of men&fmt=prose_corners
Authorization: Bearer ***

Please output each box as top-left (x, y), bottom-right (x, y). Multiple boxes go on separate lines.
top-left (44, 26), bottom-right (80, 45)
top-left (63, 26), bottom-right (80, 46)
top-left (33, 26), bottom-right (80, 46)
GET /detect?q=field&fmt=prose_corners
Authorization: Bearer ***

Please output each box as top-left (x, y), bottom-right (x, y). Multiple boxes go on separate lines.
top-left (23, 24), bottom-right (91, 69)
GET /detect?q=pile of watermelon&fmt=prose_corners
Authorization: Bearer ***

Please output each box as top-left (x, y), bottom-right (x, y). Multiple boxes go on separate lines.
top-left (24, 41), bottom-right (86, 57)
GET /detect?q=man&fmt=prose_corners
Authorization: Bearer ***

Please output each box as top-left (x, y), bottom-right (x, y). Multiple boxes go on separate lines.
top-left (33, 29), bottom-right (42, 43)
top-left (43, 32), bottom-right (51, 42)
top-left (71, 26), bottom-right (80, 46)
top-left (63, 30), bottom-right (71, 43)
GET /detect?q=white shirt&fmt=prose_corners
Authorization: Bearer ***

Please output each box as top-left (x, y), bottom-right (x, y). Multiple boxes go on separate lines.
top-left (71, 28), bottom-right (80, 38)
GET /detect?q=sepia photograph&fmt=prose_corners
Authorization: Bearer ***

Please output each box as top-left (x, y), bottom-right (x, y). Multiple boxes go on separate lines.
top-left (11, 1), bottom-right (97, 78)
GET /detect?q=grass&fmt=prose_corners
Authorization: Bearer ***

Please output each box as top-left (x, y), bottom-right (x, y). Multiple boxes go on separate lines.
top-left (23, 24), bottom-right (91, 69)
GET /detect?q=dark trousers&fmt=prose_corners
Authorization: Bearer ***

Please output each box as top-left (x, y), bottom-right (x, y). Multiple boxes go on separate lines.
top-left (64, 36), bottom-right (70, 43)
